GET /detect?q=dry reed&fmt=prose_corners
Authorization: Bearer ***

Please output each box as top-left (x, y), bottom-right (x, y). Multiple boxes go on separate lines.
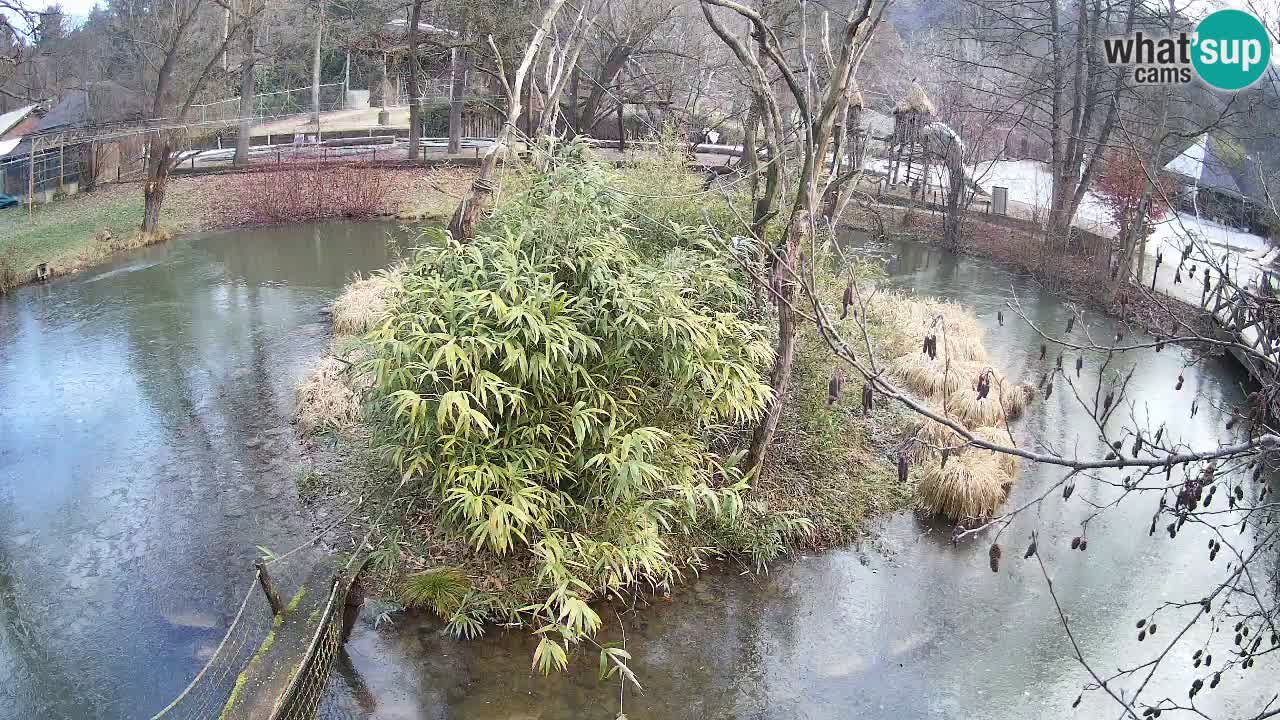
top-left (888, 354), bottom-right (978, 398)
top-left (916, 453), bottom-right (1011, 520)
top-left (871, 293), bottom-right (1035, 521)
top-left (944, 390), bottom-right (1008, 428)
top-left (295, 355), bottom-right (363, 433)
top-left (971, 426), bottom-right (1021, 476)
top-left (865, 293), bottom-right (988, 363)
top-left (331, 267), bottom-right (402, 336)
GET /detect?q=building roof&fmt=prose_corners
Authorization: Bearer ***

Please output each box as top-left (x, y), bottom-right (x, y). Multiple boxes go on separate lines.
top-left (0, 104), bottom-right (38, 137)
top-left (1163, 133), bottom-right (1243, 196)
top-left (0, 137), bottom-right (21, 158)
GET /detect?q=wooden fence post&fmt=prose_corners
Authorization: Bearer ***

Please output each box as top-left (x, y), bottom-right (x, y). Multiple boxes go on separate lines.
top-left (255, 560), bottom-right (285, 615)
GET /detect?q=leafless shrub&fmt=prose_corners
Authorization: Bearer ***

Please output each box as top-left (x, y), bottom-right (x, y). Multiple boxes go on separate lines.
top-left (207, 163), bottom-right (392, 226)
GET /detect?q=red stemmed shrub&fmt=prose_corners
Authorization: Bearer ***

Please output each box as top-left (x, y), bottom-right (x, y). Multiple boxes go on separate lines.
top-left (1096, 147), bottom-right (1172, 236)
top-left (208, 163), bottom-right (391, 226)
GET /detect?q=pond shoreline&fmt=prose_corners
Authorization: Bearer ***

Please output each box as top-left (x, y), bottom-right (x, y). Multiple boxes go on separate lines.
top-left (843, 214), bottom-right (1219, 345)
top-left (0, 166), bottom-right (472, 293)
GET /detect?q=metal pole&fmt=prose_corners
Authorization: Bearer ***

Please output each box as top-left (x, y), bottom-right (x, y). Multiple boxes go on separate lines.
top-left (27, 138), bottom-right (37, 219)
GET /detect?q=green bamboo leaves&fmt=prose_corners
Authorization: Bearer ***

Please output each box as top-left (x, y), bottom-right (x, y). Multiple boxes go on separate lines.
top-left (360, 157), bottom-right (773, 661)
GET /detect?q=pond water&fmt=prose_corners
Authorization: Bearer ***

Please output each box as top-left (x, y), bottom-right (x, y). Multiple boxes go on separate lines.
top-left (323, 235), bottom-right (1277, 719)
top-left (0, 225), bottom-right (1273, 719)
top-left (0, 221), bottom-right (413, 719)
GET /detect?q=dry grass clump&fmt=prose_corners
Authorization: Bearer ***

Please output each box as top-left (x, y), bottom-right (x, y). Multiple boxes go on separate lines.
top-left (297, 266), bottom-right (401, 435)
top-left (909, 415), bottom-right (965, 461)
top-left (916, 453), bottom-right (1011, 520)
top-left (895, 80), bottom-right (937, 115)
top-left (944, 389), bottom-right (1008, 428)
top-left (869, 292), bottom-right (1036, 521)
top-left (971, 426), bottom-right (1020, 476)
top-left (888, 354), bottom-right (977, 398)
top-left (331, 267), bottom-right (402, 335)
top-left (295, 356), bottom-right (362, 434)
top-left (866, 293), bottom-right (987, 363)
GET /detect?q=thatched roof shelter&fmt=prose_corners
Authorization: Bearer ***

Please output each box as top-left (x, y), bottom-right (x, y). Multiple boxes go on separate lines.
top-left (894, 81), bottom-right (935, 116)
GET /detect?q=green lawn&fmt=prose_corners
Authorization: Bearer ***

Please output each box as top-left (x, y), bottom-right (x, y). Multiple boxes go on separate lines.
top-left (0, 183), bottom-right (200, 290)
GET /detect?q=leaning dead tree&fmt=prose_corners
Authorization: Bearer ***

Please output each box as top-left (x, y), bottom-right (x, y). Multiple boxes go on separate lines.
top-left (447, 0), bottom-right (568, 242)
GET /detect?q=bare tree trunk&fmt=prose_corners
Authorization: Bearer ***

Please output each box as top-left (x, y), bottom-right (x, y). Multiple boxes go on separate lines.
top-left (310, 1), bottom-right (324, 134)
top-left (141, 134), bottom-right (171, 234)
top-left (447, 47), bottom-right (467, 154)
top-left (536, 5), bottom-right (588, 139)
top-left (748, 209), bottom-right (808, 470)
top-left (407, 0), bottom-right (424, 160)
top-left (448, 0), bottom-right (568, 242)
top-left (566, 65), bottom-right (580, 135)
top-left (942, 163), bottom-right (965, 249)
top-left (743, 103), bottom-right (759, 198)
top-left (378, 53), bottom-right (390, 112)
top-left (234, 18), bottom-right (256, 167)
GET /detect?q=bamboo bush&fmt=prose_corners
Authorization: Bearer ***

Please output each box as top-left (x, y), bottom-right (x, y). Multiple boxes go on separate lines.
top-left (360, 154), bottom-right (775, 668)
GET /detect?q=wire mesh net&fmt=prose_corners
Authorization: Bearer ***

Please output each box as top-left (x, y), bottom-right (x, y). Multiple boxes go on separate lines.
top-left (149, 572), bottom-right (275, 720)
top-left (269, 579), bottom-right (348, 720)
top-left (190, 84), bottom-right (347, 126)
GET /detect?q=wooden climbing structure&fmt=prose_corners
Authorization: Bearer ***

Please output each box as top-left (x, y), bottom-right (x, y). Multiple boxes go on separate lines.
top-left (887, 81), bottom-right (936, 198)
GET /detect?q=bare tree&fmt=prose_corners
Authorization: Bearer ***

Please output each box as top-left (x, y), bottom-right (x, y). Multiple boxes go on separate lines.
top-left (310, 0), bottom-right (325, 134)
top-left (939, 0), bottom-right (1138, 246)
top-left (566, 0), bottom-right (680, 135)
top-left (447, 0), bottom-right (569, 242)
top-left (700, 0), bottom-right (882, 471)
top-left (121, 0), bottom-right (262, 233)
top-left (407, 0), bottom-right (425, 159)
top-left (233, 0), bottom-right (262, 166)
top-left (533, 0), bottom-right (590, 138)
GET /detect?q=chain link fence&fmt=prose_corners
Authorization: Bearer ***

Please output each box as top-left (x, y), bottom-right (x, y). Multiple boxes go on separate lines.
top-left (268, 577), bottom-right (349, 720)
top-left (190, 84), bottom-right (347, 126)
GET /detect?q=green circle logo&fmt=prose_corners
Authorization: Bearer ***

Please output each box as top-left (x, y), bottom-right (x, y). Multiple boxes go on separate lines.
top-left (1193, 9), bottom-right (1271, 91)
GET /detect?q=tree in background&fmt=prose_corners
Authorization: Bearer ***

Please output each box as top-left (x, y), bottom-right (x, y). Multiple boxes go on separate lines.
top-left (0, 1), bottom-right (35, 106)
top-left (1096, 146), bottom-right (1171, 258)
top-left (101, 0), bottom-right (263, 232)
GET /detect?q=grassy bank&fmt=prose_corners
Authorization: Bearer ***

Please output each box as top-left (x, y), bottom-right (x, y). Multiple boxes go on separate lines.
top-left (0, 165), bottom-right (474, 293)
top-left (289, 146), bottom-right (1034, 671)
top-left (0, 183), bottom-right (201, 290)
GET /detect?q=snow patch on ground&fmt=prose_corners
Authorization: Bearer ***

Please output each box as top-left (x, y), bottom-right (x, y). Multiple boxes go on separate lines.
top-left (967, 159), bottom-right (1113, 231)
top-left (1148, 214), bottom-right (1271, 256)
